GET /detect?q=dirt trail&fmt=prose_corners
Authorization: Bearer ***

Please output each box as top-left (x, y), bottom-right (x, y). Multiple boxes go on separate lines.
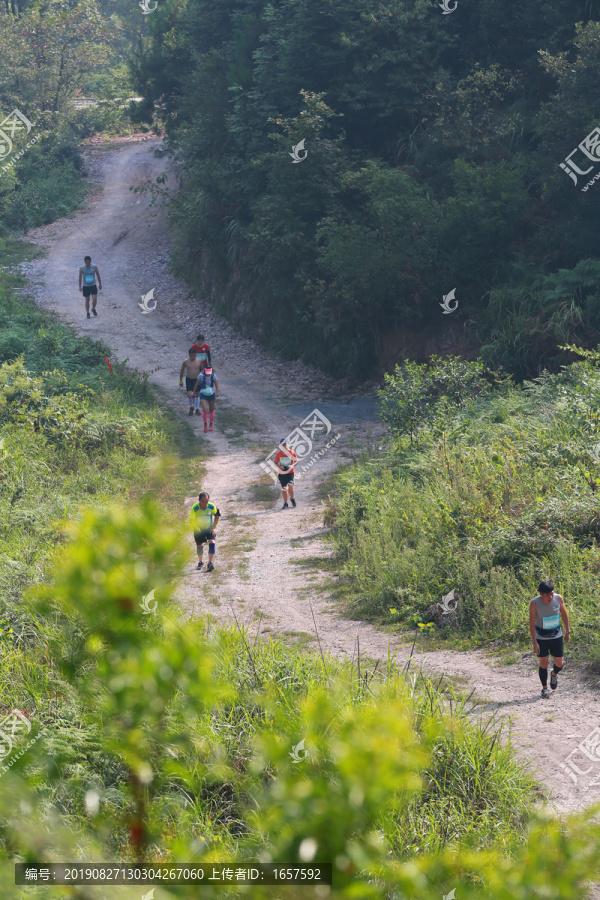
top-left (19, 137), bottom-right (600, 820)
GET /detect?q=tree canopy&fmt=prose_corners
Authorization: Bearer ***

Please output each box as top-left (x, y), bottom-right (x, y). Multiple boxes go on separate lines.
top-left (126, 0), bottom-right (600, 376)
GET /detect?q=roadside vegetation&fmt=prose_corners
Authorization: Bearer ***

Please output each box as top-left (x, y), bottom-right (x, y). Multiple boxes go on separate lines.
top-left (0, 257), bottom-right (195, 655)
top-left (328, 354), bottom-right (600, 664)
top-left (0, 0), bottom-right (148, 235)
top-left (3, 495), bottom-right (600, 900)
top-left (1, 252), bottom-right (598, 899)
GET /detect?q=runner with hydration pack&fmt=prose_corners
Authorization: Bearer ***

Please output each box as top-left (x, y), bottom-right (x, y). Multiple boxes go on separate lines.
top-left (529, 580), bottom-right (571, 699)
top-left (193, 366), bottom-right (219, 432)
top-left (78, 256), bottom-right (102, 319)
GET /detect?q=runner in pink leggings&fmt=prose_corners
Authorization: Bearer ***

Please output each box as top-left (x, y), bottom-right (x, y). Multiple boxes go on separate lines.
top-left (193, 367), bottom-right (219, 432)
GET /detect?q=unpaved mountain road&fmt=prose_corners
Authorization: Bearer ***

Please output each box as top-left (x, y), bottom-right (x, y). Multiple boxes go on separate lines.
top-left (19, 136), bottom-right (600, 822)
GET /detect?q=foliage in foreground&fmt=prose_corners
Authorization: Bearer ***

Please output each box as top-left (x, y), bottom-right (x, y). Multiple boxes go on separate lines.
top-left (329, 353), bottom-right (600, 659)
top-left (0, 269), bottom-right (181, 656)
top-left (0, 498), bottom-right (598, 900)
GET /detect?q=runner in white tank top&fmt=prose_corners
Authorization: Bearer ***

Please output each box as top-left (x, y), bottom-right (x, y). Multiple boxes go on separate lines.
top-left (529, 580), bottom-right (571, 699)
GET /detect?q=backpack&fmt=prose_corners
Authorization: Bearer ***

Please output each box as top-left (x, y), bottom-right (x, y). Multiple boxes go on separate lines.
top-left (200, 372), bottom-right (215, 395)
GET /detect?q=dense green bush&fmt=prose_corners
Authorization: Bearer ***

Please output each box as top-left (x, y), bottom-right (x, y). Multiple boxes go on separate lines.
top-left (132, 0), bottom-right (600, 377)
top-left (0, 134), bottom-right (87, 234)
top-left (2, 497), bottom-right (599, 900)
top-left (0, 270), bottom-right (178, 660)
top-left (330, 349), bottom-right (600, 654)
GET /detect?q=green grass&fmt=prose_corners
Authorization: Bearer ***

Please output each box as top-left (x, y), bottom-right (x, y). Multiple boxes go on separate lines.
top-left (279, 629), bottom-right (318, 650)
top-left (217, 401), bottom-right (259, 442)
top-left (327, 354), bottom-right (600, 661)
top-left (0, 265), bottom-right (207, 694)
top-left (248, 480), bottom-right (279, 502)
top-left (1, 271), bottom-right (599, 896)
top-left (0, 237), bottom-right (44, 268)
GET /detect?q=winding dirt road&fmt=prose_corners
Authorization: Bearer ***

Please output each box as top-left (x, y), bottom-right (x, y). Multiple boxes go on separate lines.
top-left (20, 136), bottom-right (600, 822)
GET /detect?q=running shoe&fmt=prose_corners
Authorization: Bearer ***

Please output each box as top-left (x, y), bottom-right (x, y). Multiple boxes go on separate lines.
top-left (282, 503), bottom-right (289, 509)
top-left (204, 423), bottom-right (208, 432)
top-left (195, 408), bottom-right (201, 416)
top-left (188, 409), bottom-right (194, 416)
top-left (209, 423), bottom-right (213, 431)
top-left (291, 498), bottom-right (296, 507)
top-left (206, 562), bottom-right (214, 572)
top-left (92, 309), bottom-right (98, 317)
top-left (87, 312), bottom-right (91, 319)
top-left (196, 561), bottom-right (204, 570)
top-left (550, 670), bottom-right (558, 690)
top-left (541, 687), bottom-right (550, 699)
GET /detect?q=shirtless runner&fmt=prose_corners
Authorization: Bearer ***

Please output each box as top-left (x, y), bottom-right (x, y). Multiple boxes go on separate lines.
top-left (179, 349), bottom-right (205, 416)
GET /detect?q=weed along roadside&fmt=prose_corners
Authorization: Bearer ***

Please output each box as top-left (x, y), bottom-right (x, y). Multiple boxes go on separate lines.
top-left (1, 146), bottom-right (600, 899)
top-left (7, 0), bottom-right (600, 892)
top-left (4, 216), bottom-right (600, 897)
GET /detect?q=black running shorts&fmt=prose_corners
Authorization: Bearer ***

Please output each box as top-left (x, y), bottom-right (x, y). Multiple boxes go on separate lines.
top-left (278, 471), bottom-right (295, 487)
top-left (536, 635), bottom-right (564, 658)
top-left (82, 285), bottom-right (98, 297)
top-left (186, 377), bottom-right (197, 392)
top-left (194, 530), bottom-right (215, 546)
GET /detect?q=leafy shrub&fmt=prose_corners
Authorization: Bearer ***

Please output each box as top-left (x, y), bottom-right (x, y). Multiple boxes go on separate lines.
top-left (1, 499), bottom-right (597, 899)
top-left (331, 350), bottom-right (600, 652)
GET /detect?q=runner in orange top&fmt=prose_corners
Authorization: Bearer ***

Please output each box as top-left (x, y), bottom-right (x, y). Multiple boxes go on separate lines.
top-left (191, 334), bottom-right (211, 367)
top-left (274, 439), bottom-right (298, 509)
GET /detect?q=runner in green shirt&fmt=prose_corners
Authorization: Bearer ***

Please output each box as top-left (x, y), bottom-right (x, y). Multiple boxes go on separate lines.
top-left (189, 491), bottom-right (220, 571)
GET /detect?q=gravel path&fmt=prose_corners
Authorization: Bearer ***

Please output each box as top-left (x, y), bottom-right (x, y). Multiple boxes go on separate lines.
top-left (18, 136), bottom-right (600, 825)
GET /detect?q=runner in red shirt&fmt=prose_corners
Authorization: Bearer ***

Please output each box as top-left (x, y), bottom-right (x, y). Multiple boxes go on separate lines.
top-left (274, 439), bottom-right (298, 509)
top-left (191, 334), bottom-right (211, 368)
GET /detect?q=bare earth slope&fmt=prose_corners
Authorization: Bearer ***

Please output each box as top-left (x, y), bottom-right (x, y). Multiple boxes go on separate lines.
top-left (19, 136), bottom-right (600, 819)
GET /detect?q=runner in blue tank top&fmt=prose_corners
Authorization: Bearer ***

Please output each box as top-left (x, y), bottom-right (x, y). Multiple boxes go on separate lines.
top-left (529, 580), bottom-right (571, 699)
top-left (78, 255), bottom-right (102, 319)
